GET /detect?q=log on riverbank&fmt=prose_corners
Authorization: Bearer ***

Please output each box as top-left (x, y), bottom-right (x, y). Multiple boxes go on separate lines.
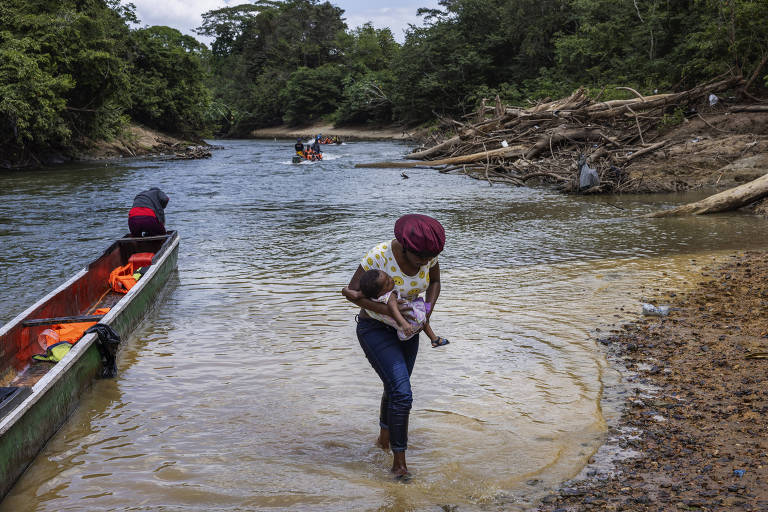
top-left (385, 75), bottom-right (757, 193)
top-left (646, 172), bottom-right (768, 217)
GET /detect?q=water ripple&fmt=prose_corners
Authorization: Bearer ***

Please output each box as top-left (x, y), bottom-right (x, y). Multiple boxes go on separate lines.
top-left (1, 140), bottom-right (767, 511)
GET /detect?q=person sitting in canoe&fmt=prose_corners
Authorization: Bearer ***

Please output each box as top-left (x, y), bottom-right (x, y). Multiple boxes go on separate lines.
top-left (303, 147), bottom-right (322, 161)
top-left (310, 136), bottom-right (322, 155)
top-left (128, 188), bottom-right (169, 237)
top-left (294, 138), bottom-right (305, 156)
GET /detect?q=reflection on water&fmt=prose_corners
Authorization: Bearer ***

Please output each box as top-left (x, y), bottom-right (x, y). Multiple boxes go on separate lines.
top-left (1, 140), bottom-right (766, 511)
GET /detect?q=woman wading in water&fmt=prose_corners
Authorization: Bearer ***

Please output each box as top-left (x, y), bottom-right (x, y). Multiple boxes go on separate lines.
top-left (341, 214), bottom-right (446, 480)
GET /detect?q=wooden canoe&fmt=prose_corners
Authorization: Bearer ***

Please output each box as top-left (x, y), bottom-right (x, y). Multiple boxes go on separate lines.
top-left (0, 231), bottom-right (179, 499)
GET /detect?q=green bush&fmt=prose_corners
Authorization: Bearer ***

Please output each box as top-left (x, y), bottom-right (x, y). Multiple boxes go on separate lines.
top-left (280, 64), bottom-right (344, 125)
top-left (128, 26), bottom-right (210, 134)
top-left (335, 71), bottom-right (394, 124)
top-left (0, 35), bottom-right (73, 146)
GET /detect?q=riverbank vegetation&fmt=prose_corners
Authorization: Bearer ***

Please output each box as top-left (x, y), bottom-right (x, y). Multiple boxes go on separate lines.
top-left (0, 0), bottom-right (209, 165)
top-left (201, 0), bottom-right (768, 136)
top-left (1, 0), bottom-right (767, 166)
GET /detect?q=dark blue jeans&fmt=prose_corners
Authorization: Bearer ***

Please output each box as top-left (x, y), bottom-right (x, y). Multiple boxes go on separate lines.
top-left (356, 316), bottom-right (419, 453)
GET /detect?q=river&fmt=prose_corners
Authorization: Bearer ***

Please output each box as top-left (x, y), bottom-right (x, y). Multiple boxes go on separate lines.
top-left (1, 140), bottom-right (766, 511)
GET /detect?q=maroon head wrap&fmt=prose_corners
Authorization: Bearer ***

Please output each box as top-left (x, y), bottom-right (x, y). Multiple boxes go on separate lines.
top-left (394, 214), bottom-right (445, 255)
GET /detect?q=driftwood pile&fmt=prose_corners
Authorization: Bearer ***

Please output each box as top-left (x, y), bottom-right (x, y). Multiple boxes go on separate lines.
top-left (359, 75), bottom-right (751, 193)
top-left (173, 145), bottom-right (212, 160)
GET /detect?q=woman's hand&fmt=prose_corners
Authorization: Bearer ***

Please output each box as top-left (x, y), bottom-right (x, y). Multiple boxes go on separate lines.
top-left (342, 286), bottom-right (363, 301)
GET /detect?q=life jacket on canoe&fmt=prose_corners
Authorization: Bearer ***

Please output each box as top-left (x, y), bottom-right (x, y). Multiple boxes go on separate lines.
top-left (108, 253), bottom-right (154, 293)
top-left (32, 307), bottom-right (111, 362)
top-left (302, 148), bottom-right (322, 161)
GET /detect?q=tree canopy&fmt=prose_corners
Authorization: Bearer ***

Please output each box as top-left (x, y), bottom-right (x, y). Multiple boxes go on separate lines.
top-left (0, 0), bottom-right (209, 160)
top-left (2, 0), bottom-right (767, 158)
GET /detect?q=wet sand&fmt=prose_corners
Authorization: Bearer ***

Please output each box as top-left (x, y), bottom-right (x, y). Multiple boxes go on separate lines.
top-left (537, 251), bottom-right (768, 511)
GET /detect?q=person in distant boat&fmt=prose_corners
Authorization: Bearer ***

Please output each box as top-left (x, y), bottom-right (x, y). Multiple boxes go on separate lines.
top-left (294, 138), bottom-right (304, 156)
top-left (128, 187), bottom-right (169, 237)
top-left (310, 136), bottom-right (321, 154)
top-left (341, 214), bottom-right (446, 481)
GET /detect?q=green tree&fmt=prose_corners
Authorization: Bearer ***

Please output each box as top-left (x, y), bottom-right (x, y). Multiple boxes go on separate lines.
top-left (1, 0), bottom-right (135, 146)
top-left (676, 0), bottom-right (768, 94)
top-left (391, 0), bottom-right (568, 122)
top-left (334, 24), bottom-right (399, 124)
top-left (0, 34), bottom-right (73, 146)
top-left (128, 26), bottom-right (210, 134)
top-left (280, 64), bottom-right (344, 125)
top-left (335, 71), bottom-right (396, 124)
top-left (199, 0), bottom-right (348, 132)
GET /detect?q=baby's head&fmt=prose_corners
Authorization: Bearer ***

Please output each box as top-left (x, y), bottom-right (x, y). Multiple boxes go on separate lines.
top-left (360, 269), bottom-right (394, 299)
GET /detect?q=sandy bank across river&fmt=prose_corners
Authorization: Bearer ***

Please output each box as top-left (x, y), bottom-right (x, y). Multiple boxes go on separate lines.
top-left (250, 123), bottom-right (420, 141)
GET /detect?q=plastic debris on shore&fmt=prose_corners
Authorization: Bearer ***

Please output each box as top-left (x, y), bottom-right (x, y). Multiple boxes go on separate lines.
top-left (641, 303), bottom-right (670, 316)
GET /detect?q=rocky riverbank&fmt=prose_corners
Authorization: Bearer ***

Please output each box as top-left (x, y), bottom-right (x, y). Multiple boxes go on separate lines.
top-left (537, 251), bottom-right (768, 511)
top-left (0, 124), bottom-right (209, 169)
top-left (75, 124), bottom-right (209, 160)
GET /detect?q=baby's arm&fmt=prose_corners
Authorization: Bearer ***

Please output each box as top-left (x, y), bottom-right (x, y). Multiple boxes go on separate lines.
top-left (386, 295), bottom-right (415, 335)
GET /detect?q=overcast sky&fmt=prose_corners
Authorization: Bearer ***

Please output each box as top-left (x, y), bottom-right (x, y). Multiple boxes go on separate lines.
top-left (123, 0), bottom-right (441, 44)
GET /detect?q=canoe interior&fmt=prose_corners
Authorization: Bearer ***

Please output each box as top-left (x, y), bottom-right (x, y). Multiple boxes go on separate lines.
top-left (0, 232), bottom-right (177, 388)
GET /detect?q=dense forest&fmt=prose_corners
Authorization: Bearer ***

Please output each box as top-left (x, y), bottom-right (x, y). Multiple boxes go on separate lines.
top-left (1, 0), bottom-right (767, 160)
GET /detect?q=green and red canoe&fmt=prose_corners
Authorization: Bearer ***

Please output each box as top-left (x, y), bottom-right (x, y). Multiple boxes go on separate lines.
top-left (0, 231), bottom-right (179, 499)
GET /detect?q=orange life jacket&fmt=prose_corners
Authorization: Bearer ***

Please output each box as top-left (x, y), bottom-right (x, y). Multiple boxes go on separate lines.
top-left (109, 263), bottom-right (137, 293)
top-left (49, 307), bottom-right (112, 344)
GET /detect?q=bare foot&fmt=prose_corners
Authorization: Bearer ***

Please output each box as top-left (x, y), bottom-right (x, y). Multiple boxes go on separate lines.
top-left (376, 428), bottom-right (390, 451)
top-left (391, 451), bottom-right (409, 480)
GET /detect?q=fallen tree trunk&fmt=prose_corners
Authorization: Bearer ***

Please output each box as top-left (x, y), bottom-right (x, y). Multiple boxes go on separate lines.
top-left (524, 127), bottom-right (606, 159)
top-left (729, 105), bottom-right (768, 113)
top-left (357, 145), bottom-right (524, 168)
top-left (646, 172), bottom-right (768, 217)
top-left (621, 140), bottom-right (669, 163)
top-left (406, 135), bottom-right (461, 159)
top-left (353, 161), bottom-right (427, 168)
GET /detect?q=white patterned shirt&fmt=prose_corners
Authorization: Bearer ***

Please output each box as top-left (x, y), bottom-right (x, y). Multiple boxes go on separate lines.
top-left (360, 239), bottom-right (438, 323)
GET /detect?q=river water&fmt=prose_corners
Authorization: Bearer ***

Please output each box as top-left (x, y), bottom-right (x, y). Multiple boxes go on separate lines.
top-left (1, 140), bottom-right (767, 511)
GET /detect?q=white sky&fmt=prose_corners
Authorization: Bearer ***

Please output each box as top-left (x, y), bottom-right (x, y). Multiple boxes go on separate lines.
top-left (122, 0), bottom-right (442, 44)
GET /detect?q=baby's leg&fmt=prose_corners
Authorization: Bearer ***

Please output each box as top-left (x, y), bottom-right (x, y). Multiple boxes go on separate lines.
top-left (423, 322), bottom-right (437, 342)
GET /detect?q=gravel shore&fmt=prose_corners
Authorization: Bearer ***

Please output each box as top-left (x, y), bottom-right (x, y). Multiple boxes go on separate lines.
top-left (537, 251), bottom-right (768, 512)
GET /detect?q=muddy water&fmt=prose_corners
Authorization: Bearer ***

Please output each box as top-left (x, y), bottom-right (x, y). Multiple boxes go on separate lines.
top-left (0, 140), bottom-right (766, 511)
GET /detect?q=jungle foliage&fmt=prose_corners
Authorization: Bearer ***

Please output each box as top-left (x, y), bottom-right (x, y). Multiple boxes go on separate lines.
top-left (2, 0), bottom-right (767, 154)
top-left (196, 1), bottom-right (399, 134)
top-left (0, 0), bottom-right (209, 158)
top-left (203, 0), bottom-right (768, 133)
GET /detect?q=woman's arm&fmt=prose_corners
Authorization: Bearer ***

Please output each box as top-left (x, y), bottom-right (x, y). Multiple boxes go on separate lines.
top-left (424, 262), bottom-right (441, 319)
top-left (341, 265), bottom-right (392, 317)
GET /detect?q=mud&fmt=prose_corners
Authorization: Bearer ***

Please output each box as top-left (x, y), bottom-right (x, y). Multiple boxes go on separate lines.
top-left (625, 110), bottom-right (768, 192)
top-left (537, 251), bottom-right (768, 511)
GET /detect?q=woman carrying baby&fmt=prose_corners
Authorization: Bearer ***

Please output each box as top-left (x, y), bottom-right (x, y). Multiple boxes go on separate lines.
top-left (341, 214), bottom-right (446, 480)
